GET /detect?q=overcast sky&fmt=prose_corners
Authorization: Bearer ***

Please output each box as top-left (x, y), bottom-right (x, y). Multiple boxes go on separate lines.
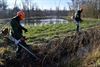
top-left (7, 0), bottom-right (72, 10)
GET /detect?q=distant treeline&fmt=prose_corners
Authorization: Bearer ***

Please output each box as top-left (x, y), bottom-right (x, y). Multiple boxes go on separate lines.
top-left (0, 8), bottom-right (68, 19)
top-left (0, 0), bottom-right (68, 19)
top-left (0, 0), bottom-right (100, 19)
top-left (70, 0), bottom-right (100, 18)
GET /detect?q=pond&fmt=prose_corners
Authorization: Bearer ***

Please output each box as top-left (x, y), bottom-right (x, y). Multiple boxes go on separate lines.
top-left (0, 18), bottom-right (68, 26)
top-left (27, 18), bottom-right (68, 26)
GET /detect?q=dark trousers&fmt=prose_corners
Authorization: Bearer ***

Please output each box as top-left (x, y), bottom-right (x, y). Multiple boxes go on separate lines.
top-left (75, 21), bottom-right (80, 32)
top-left (16, 40), bottom-right (28, 57)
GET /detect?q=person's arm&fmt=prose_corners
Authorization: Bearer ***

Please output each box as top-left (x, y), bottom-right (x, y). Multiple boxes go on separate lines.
top-left (17, 22), bottom-right (28, 32)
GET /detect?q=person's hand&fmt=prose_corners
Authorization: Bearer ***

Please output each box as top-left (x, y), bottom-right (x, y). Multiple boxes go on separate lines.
top-left (24, 29), bottom-right (28, 33)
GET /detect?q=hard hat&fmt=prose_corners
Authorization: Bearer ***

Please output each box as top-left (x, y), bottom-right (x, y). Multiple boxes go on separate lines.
top-left (17, 10), bottom-right (25, 20)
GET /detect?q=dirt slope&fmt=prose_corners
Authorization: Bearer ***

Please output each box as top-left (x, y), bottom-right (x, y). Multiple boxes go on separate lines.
top-left (0, 25), bottom-right (100, 67)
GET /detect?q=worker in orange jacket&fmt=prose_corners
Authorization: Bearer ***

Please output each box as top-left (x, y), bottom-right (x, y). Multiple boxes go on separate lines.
top-left (10, 10), bottom-right (28, 58)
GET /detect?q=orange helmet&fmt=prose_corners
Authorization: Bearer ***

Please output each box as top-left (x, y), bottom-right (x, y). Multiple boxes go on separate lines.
top-left (17, 10), bottom-right (25, 20)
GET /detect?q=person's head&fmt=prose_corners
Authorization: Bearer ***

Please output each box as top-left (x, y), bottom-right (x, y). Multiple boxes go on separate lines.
top-left (17, 10), bottom-right (25, 20)
top-left (77, 8), bottom-right (83, 13)
top-left (79, 8), bottom-right (83, 12)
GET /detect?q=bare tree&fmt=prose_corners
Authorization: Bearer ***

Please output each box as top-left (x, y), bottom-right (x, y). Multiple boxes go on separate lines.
top-left (0, 0), bottom-right (8, 18)
top-left (71, 0), bottom-right (100, 18)
top-left (0, 0), bottom-right (7, 10)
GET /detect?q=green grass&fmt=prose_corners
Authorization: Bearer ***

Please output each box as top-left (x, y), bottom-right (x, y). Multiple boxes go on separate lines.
top-left (24, 19), bottom-right (100, 43)
top-left (0, 18), bottom-right (100, 44)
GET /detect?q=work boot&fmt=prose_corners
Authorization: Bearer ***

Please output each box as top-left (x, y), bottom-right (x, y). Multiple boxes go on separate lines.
top-left (16, 51), bottom-right (22, 59)
top-left (16, 46), bottom-right (22, 59)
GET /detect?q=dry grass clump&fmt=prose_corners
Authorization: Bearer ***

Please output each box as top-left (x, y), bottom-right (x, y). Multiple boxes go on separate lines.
top-left (0, 26), bottom-right (100, 67)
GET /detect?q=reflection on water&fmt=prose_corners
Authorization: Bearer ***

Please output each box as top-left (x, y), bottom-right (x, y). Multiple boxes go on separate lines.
top-left (0, 18), bottom-right (68, 26)
top-left (32, 18), bottom-right (68, 26)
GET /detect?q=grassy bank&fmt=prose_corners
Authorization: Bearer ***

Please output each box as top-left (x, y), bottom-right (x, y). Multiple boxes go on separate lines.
top-left (0, 18), bottom-right (100, 44)
top-left (24, 19), bottom-right (100, 43)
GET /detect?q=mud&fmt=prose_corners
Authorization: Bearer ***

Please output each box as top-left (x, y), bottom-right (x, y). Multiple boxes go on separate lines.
top-left (0, 27), bottom-right (100, 67)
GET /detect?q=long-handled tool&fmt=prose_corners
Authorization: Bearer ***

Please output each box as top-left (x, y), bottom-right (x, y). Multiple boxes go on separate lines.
top-left (8, 35), bottom-right (39, 60)
top-left (18, 43), bottom-right (39, 60)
